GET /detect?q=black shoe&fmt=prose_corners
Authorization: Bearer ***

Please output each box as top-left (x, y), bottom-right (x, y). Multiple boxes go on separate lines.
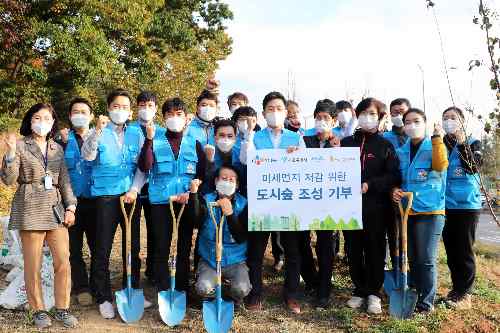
top-left (304, 284), bottom-right (316, 297)
top-left (314, 297), bottom-right (330, 309)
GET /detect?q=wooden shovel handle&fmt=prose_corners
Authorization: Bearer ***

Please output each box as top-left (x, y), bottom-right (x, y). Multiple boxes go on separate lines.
top-left (208, 202), bottom-right (225, 263)
top-left (120, 196), bottom-right (136, 276)
top-left (169, 196), bottom-right (185, 272)
top-left (398, 192), bottom-right (413, 274)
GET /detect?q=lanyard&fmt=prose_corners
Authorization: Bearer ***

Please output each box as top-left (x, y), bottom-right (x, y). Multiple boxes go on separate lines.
top-left (42, 141), bottom-right (49, 172)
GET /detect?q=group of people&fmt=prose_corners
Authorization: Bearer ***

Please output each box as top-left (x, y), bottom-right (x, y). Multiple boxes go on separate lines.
top-left (0, 83), bottom-right (483, 329)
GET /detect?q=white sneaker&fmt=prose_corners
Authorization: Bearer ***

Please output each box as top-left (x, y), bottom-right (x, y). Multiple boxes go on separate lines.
top-left (144, 298), bottom-right (152, 309)
top-left (99, 301), bottom-right (115, 319)
top-left (367, 295), bottom-right (382, 314)
top-left (346, 296), bottom-right (364, 309)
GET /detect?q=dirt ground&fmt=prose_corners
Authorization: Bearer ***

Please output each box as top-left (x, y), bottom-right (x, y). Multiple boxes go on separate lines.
top-left (0, 218), bottom-right (499, 333)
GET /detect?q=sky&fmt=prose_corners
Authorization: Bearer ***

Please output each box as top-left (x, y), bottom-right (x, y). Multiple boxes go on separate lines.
top-left (215, 0), bottom-right (499, 131)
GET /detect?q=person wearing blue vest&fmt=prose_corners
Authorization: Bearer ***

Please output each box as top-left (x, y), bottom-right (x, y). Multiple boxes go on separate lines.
top-left (128, 91), bottom-right (165, 285)
top-left (441, 107), bottom-right (482, 310)
top-left (185, 167), bottom-right (251, 304)
top-left (240, 91), bottom-right (305, 314)
top-left (186, 89), bottom-right (217, 146)
top-left (381, 98), bottom-right (412, 276)
top-left (392, 108), bottom-right (449, 314)
top-left (299, 99), bottom-right (341, 309)
top-left (138, 97), bottom-right (207, 299)
top-left (57, 98), bottom-right (96, 307)
top-left (81, 89), bottom-right (149, 319)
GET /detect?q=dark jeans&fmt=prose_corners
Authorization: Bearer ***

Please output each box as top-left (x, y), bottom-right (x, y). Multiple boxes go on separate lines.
top-left (300, 231), bottom-right (335, 299)
top-left (69, 197), bottom-right (96, 294)
top-left (247, 231), bottom-right (301, 300)
top-left (150, 203), bottom-right (195, 293)
top-left (443, 210), bottom-right (479, 296)
top-left (385, 202), bottom-right (399, 268)
top-left (408, 214), bottom-right (445, 311)
top-left (139, 194), bottom-right (154, 280)
top-left (92, 195), bottom-right (142, 304)
top-left (344, 214), bottom-right (386, 298)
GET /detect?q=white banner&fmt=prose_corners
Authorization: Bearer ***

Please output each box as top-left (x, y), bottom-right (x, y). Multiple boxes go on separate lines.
top-left (247, 148), bottom-right (363, 231)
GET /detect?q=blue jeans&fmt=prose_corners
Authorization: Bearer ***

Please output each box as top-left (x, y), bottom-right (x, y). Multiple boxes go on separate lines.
top-left (407, 214), bottom-right (445, 311)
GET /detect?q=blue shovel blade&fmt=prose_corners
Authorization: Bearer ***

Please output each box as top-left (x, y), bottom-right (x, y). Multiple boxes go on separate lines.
top-left (202, 299), bottom-right (234, 333)
top-left (158, 289), bottom-right (186, 327)
top-left (388, 287), bottom-right (418, 319)
top-left (115, 287), bottom-right (145, 323)
top-left (384, 270), bottom-right (397, 293)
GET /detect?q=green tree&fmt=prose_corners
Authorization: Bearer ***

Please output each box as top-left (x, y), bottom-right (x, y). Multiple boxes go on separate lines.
top-left (0, 0), bottom-right (233, 119)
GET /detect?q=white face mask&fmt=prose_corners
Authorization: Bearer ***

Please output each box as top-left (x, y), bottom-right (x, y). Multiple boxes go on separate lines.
top-left (265, 111), bottom-right (286, 128)
top-left (216, 179), bottom-right (236, 197)
top-left (443, 119), bottom-right (459, 134)
top-left (337, 111), bottom-right (352, 126)
top-left (404, 123), bottom-right (426, 139)
top-left (230, 106), bottom-right (239, 114)
top-left (315, 120), bottom-right (331, 133)
top-left (358, 114), bottom-right (379, 131)
top-left (165, 116), bottom-right (185, 132)
top-left (216, 138), bottom-right (235, 153)
top-left (391, 115), bottom-right (404, 128)
top-left (109, 110), bottom-right (130, 125)
top-left (237, 120), bottom-right (248, 135)
top-left (70, 114), bottom-right (90, 129)
top-left (32, 121), bottom-right (54, 137)
top-left (199, 106), bottom-right (217, 122)
top-left (138, 108), bottom-right (155, 122)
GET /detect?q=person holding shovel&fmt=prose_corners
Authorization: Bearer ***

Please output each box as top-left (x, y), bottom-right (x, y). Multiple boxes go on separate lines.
top-left (392, 108), bottom-right (448, 314)
top-left (184, 167), bottom-right (251, 305)
top-left (341, 97), bottom-right (401, 314)
top-left (441, 106), bottom-right (482, 310)
top-left (137, 97), bottom-right (207, 302)
top-left (81, 89), bottom-right (149, 319)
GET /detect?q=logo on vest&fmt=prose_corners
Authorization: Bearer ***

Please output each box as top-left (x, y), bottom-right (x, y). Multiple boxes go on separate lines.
top-left (417, 169), bottom-right (428, 181)
top-left (453, 167), bottom-right (464, 177)
top-left (187, 163), bottom-right (195, 174)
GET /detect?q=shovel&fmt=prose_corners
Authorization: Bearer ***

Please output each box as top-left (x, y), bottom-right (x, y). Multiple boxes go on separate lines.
top-left (387, 192), bottom-right (418, 319)
top-left (384, 202), bottom-right (400, 293)
top-left (116, 196), bottom-right (145, 323)
top-left (158, 197), bottom-right (187, 326)
top-left (202, 202), bottom-right (234, 333)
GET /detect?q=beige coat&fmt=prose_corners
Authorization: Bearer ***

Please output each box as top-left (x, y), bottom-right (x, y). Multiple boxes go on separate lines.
top-left (1, 136), bottom-right (77, 230)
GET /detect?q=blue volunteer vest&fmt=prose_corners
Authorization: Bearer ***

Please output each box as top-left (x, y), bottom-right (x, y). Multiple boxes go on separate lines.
top-left (148, 134), bottom-right (198, 204)
top-left (446, 139), bottom-right (481, 210)
top-left (253, 128), bottom-right (301, 149)
top-left (90, 124), bottom-right (141, 197)
top-left (64, 131), bottom-right (92, 198)
top-left (186, 117), bottom-right (215, 146)
top-left (383, 129), bottom-right (409, 149)
top-left (396, 137), bottom-right (447, 213)
top-left (198, 192), bottom-right (247, 268)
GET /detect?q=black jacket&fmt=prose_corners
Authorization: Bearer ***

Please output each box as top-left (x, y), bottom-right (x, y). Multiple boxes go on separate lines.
top-left (341, 130), bottom-right (401, 211)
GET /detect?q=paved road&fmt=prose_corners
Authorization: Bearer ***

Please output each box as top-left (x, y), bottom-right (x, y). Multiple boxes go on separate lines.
top-left (477, 211), bottom-right (500, 246)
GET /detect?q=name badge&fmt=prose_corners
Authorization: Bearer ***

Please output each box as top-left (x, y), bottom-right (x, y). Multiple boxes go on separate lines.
top-left (44, 174), bottom-right (53, 190)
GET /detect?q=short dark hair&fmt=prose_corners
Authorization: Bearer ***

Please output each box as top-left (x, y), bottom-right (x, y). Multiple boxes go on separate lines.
top-left (314, 99), bottom-right (336, 118)
top-left (442, 106), bottom-right (464, 119)
top-left (20, 103), bottom-right (59, 138)
top-left (197, 89), bottom-right (218, 106)
top-left (214, 165), bottom-right (240, 187)
top-left (286, 100), bottom-right (299, 108)
top-left (390, 98), bottom-right (411, 109)
top-left (403, 108), bottom-right (427, 123)
top-left (231, 106), bottom-right (258, 122)
top-left (136, 91), bottom-right (157, 105)
top-left (162, 97), bottom-right (187, 116)
top-left (214, 119), bottom-right (237, 136)
top-left (336, 100), bottom-right (353, 111)
top-left (227, 92), bottom-right (248, 107)
top-left (68, 97), bottom-right (92, 114)
top-left (355, 98), bottom-right (387, 120)
top-left (107, 88), bottom-right (131, 106)
top-left (262, 91), bottom-right (286, 110)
